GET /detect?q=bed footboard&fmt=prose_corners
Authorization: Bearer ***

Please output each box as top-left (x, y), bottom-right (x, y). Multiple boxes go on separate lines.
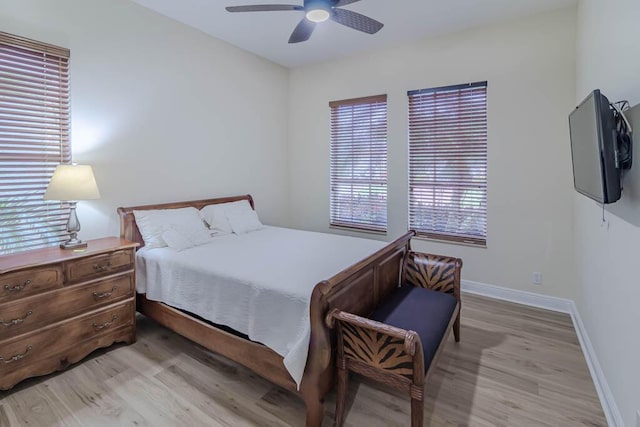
top-left (301, 230), bottom-right (415, 427)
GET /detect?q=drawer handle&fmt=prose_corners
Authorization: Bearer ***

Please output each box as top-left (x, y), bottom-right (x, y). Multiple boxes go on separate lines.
top-left (93, 262), bottom-right (112, 273)
top-left (3, 279), bottom-right (31, 292)
top-left (92, 286), bottom-right (117, 300)
top-left (0, 310), bottom-right (33, 327)
top-left (0, 345), bottom-right (32, 364)
top-left (92, 315), bottom-right (118, 331)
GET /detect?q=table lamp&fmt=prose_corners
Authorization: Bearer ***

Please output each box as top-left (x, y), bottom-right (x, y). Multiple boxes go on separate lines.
top-left (44, 164), bottom-right (100, 249)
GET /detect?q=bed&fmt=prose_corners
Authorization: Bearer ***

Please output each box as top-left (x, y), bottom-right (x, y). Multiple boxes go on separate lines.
top-left (118, 195), bottom-right (414, 427)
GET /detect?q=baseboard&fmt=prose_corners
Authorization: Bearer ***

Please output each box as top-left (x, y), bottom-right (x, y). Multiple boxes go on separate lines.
top-left (461, 279), bottom-right (573, 313)
top-left (461, 280), bottom-right (623, 427)
top-left (568, 301), bottom-right (624, 427)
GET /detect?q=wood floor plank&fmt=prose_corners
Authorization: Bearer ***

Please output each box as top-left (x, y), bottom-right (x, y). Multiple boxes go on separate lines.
top-left (256, 387), bottom-right (314, 426)
top-left (1, 383), bottom-right (83, 427)
top-left (42, 359), bottom-right (148, 427)
top-left (0, 402), bottom-right (17, 426)
top-left (0, 293), bottom-right (607, 426)
top-left (153, 356), bottom-right (289, 427)
top-left (107, 371), bottom-right (220, 426)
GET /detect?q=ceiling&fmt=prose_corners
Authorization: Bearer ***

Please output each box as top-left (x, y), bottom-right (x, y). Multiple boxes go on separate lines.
top-left (131, 0), bottom-right (576, 68)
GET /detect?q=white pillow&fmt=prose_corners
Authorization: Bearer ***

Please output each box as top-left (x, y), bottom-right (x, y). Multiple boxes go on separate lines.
top-left (224, 200), bottom-right (264, 234)
top-left (161, 228), bottom-right (195, 252)
top-left (200, 200), bottom-right (259, 234)
top-left (162, 224), bottom-right (213, 251)
top-left (133, 207), bottom-right (211, 249)
top-left (227, 209), bottom-right (263, 234)
top-left (199, 204), bottom-right (233, 234)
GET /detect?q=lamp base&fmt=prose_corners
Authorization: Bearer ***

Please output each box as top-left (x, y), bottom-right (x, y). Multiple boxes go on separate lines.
top-left (60, 203), bottom-right (87, 250)
top-left (60, 239), bottom-right (87, 250)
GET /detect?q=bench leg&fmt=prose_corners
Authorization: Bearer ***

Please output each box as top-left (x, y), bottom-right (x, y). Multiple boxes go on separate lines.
top-left (454, 311), bottom-right (461, 342)
top-left (334, 363), bottom-right (348, 427)
top-left (411, 396), bottom-right (424, 427)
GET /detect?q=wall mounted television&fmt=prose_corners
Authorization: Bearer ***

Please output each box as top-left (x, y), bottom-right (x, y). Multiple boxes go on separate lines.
top-left (569, 89), bottom-right (632, 204)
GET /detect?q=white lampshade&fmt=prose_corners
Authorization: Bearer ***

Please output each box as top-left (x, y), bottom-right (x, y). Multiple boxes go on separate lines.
top-left (44, 164), bottom-right (101, 201)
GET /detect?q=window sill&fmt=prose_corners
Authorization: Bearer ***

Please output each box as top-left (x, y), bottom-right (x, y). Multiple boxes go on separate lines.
top-left (329, 225), bottom-right (387, 236)
top-left (412, 234), bottom-right (487, 249)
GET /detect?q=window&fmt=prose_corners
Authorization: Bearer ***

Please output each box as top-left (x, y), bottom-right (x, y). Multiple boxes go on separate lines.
top-left (330, 95), bottom-right (387, 233)
top-left (408, 82), bottom-right (487, 246)
top-left (0, 32), bottom-right (71, 254)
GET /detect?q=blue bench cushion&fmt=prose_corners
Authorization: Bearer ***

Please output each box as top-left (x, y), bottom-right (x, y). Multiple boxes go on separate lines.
top-left (370, 285), bottom-right (457, 370)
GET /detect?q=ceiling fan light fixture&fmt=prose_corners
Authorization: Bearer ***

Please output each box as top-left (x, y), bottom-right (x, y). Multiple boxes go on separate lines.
top-left (226, 0), bottom-right (384, 44)
top-left (306, 7), bottom-right (330, 23)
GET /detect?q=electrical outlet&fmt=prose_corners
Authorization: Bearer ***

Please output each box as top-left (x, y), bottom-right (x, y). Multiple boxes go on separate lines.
top-left (532, 272), bottom-right (542, 285)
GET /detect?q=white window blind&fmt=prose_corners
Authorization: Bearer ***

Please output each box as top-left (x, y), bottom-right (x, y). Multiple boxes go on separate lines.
top-left (0, 32), bottom-right (71, 255)
top-left (408, 82), bottom-right (487, 246)
top-left (330, 95), bottom-right (387, 233)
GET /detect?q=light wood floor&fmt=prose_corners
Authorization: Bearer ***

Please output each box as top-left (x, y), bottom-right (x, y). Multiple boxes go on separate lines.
top-left (0, 294), bottom-right (606, 426)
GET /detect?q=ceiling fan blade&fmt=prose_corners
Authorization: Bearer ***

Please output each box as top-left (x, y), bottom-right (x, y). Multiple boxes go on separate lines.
top-left (331, 8), bottom-right (383, 34)
top-left (226, 4), bottom-right (303, 12)
top-left (334, 0), bottom-right (362, 6)
top-left (289, 18), bottom-right (316, 43)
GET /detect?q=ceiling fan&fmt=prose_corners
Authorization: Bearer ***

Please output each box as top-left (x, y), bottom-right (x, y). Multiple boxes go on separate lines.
top-left (225, 0), bottom-right (384, 44)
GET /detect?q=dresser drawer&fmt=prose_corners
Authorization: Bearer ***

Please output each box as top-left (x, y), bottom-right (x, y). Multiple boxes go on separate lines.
top-left (65, 249), bottom-right (134, 283)
top-left (0, 266), bottom-right (63, 304)
top-left (0, 273), bottom-right (134, 341)
top-left (0, 301), bottom-right (134, 379)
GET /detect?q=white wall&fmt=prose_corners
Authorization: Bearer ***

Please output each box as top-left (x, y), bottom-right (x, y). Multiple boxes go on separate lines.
top-left (0, 0), bottom-right (290, 239)
top-left (288, 8), bottom-right (578, 299)
top-left (575, 0), bottom-right (640, 425)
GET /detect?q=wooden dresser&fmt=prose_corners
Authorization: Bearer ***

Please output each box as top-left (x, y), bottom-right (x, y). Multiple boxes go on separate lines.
top-left (0, 237), bottom-right (138, 390)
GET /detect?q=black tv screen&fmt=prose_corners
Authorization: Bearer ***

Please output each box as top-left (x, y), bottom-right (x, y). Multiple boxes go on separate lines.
top-left (569, 90), bottom-right (621, 204)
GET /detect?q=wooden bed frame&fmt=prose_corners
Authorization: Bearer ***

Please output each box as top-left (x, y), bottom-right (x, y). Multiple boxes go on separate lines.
top-left (117, 194), bottom-right (414, 427)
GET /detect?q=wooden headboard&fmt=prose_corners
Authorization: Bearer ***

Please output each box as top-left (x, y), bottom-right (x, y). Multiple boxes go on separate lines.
top-left (117, 194), bottom-right (254, 249)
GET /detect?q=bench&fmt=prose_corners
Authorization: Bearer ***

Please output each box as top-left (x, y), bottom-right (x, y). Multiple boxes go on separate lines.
top-left (326, 251), bottom-right (462, 427)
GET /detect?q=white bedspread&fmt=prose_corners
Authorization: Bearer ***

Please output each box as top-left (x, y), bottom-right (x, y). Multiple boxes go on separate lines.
top-left (136, 226), bottom-right (387, 388)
